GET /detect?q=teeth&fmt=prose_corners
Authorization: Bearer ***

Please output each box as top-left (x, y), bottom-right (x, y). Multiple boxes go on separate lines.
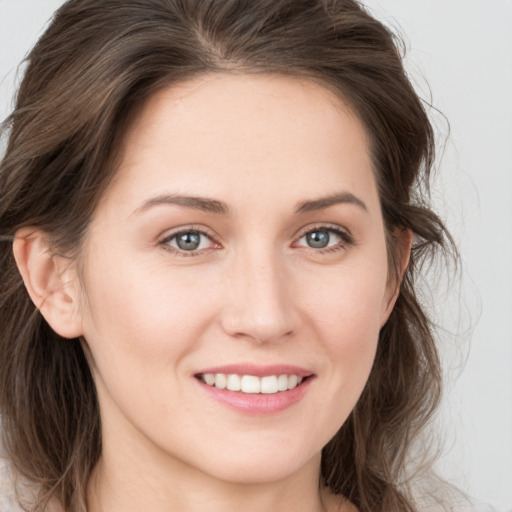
top-left (260, 376), bottom-right (278, 394)
top-left (241, 375), bottom-right (260, 393)
top-left (214, 373), bottom-right (227, 389)
top-left (201, 373), bottom-right (306, 394)
top-left (227, 374), bottom-right (241, 391)
top-left (204, 373), bottom-right (216, 386)
top-left (277, 374), bottom-right (288, 391)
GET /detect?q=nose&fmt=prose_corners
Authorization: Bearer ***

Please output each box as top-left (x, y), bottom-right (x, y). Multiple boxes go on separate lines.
top-left (220, 246), bottom-right (298, 345)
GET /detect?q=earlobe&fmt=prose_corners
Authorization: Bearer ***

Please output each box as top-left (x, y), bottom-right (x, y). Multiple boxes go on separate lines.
top-left (381, 228), bottom-right (413, 325)
top-left (13, 228), bottom-right (83, 339)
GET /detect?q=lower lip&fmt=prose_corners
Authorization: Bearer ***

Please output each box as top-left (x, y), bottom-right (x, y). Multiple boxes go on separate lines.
top-left (196, 377), bottom-right (314, 415)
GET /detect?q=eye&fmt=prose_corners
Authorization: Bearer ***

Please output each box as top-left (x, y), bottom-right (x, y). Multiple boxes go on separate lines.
top-left (161, 229), bottom-right (217, 254)
top-left (303, 230), bottom-right (333, 249)
top-left (295, 226), bottom-right (353, 252)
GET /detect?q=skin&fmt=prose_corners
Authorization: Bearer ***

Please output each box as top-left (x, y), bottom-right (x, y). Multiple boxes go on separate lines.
top-left (14, 73), bottom-right (409, 512)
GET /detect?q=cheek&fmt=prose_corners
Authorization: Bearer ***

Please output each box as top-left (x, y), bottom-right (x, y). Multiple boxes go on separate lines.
top-left (78, 262), bottom-right (222, 441)
top-left (301, 260), bottom-right (388, 385)
top-left (78, 253), bottom-right (216, 394)
top-left (306, 262), bottom-right (387, 331)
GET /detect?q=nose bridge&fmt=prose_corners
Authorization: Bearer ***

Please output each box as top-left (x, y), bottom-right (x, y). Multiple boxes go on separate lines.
top-left (221, 239), bottom-right (296, 343)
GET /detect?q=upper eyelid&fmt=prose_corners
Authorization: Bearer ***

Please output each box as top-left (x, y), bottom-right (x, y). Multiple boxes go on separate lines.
top-left (295, 223), bottom-right (352, 239)
top-left (159, 225), bottom-right (218, 243)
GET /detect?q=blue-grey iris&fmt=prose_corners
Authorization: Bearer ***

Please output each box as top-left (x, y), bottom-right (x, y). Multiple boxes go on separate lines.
top-left (176, 232), bottom-right (201, 251)
top-left (306, 230), bottom-right (329, 248)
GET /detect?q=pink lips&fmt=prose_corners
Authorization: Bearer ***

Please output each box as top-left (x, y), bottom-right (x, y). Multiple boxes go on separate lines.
top-left (195, 364), bottom-right (313, 378)
top-left (194, 364), bottom-right (314, 415)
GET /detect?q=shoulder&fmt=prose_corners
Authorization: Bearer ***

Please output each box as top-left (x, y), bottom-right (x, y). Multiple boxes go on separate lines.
top-left (429, 500), bottom-right (504, 512)
top-left (413, 477), bottom-right (503, 512)
top-left (0, 458), bottom-right (24, 512)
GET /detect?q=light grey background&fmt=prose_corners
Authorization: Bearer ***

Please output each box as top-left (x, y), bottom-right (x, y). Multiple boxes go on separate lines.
top-left (362, 3), bottom-right (512, 509)
top-left (1, 1), bottom-right (511, 509)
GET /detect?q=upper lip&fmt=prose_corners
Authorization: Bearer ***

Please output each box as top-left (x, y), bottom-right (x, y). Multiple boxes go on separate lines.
top-left (194, 364), bottom-right (314, 378)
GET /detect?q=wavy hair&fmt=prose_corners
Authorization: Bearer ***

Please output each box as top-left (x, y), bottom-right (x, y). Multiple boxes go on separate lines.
top-left (0, 1), bottom-right (453, 510)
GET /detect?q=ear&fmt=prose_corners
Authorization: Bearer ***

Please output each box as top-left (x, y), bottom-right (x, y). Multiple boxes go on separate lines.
top-left (380, 228), bottom-right (413, 326)
top-left (13, 228), bottom-right (84, 339)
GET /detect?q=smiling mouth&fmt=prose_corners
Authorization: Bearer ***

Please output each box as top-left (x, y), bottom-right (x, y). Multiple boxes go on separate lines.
top-left (196, 373), bottom-right (310, 395)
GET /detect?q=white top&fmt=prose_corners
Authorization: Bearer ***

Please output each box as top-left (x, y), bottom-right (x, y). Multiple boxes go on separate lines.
top-left (0, 459), bottom-right (21, 512)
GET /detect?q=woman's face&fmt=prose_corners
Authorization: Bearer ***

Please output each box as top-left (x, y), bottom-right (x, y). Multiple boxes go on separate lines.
top-left (76, 74), bottom-right (398, 484)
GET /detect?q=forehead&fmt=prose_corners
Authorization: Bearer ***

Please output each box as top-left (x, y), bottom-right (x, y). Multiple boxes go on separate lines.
top-left (103, 73), bottom-right (378, 216)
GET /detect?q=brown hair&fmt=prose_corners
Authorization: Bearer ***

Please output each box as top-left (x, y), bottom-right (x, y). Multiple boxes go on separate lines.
top-left (0, 1), bottom-right (452, 510)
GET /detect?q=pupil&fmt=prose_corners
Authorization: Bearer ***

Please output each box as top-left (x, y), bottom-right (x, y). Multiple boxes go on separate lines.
top-left (177, 232), bottom-right (200, 251)
top-left (307, 230), bottom-right (329, 248)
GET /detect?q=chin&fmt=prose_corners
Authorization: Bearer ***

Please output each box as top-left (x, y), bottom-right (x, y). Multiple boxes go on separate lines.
top-left (186, 442), bottom-right (321, 485)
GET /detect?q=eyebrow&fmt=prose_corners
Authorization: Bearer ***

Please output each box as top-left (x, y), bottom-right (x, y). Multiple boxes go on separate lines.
top-left (133, 194), bottom-right (230, 216)
top-left (132, 190), bottom-right (367, 217)
top-left (295, 192), bottom-right (368, 213)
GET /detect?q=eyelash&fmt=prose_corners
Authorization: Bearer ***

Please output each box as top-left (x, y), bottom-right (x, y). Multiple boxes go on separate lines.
top-left (159, 226), bottom-right (219, 258)
top-left (158, 224), bottom-right (354, 257)
top-left (295, 224), bottom-right (355, 255)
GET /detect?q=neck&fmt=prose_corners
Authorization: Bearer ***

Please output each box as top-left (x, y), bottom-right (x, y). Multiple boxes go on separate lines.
top-left (87, 451), bottom-right (337, 512)
top-left (85, 387), bottom-right (354, 512)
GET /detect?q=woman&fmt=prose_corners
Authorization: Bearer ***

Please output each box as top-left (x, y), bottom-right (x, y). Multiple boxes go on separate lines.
top-left (0, 0), bottom-right (470, 511)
